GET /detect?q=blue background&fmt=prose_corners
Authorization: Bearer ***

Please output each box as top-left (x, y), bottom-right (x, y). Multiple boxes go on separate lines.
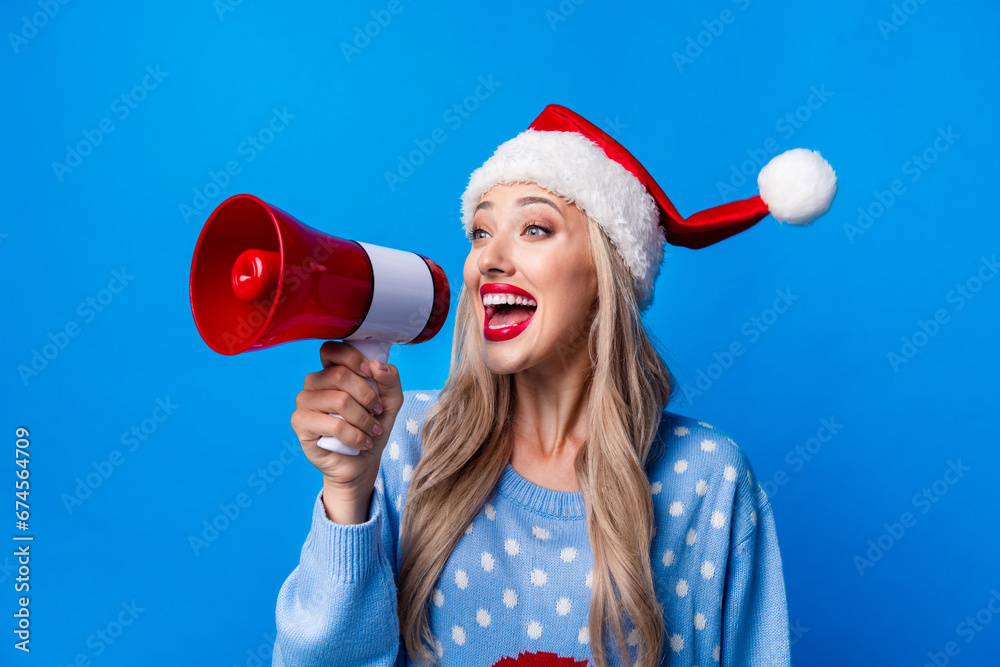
top-left (4, 1), bottom-right (998, 665)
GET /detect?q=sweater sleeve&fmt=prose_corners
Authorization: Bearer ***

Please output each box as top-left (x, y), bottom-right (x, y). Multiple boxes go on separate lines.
top-left (720, 478), bottom-right (792, 666)
top-left (272, 482), bottom-right (401, 666)
top-left (271, 390), bottom-right (433, 667)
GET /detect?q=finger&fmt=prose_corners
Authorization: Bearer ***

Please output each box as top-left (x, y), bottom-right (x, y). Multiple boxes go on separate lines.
top-left (304, 365), bottom-right (382, 414)
top-left (368, 360), bottom-right (404, 414)
top-left (298, 389), bottom-right (383, 440)
top-left (319, 340), bottom-right (375, 379)
top-left (292, 405), bottom-right (374, 452)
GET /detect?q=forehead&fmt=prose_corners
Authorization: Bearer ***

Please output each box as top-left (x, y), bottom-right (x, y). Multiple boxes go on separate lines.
top-left (480, 181), bottom-right (569, 203)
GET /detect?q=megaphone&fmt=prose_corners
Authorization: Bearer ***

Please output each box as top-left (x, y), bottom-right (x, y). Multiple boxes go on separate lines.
top-left (189, 193), bottom-right (450, 455)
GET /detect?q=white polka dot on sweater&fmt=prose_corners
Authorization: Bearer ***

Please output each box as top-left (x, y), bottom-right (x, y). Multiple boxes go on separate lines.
top-left (701, 561), bottom-right (715, 579)
top-left (723, 465), bottom-right (737, 482)
top-left (402, 464), bottom-right (413, 482)
top-left (433, 589), bottom-right (444, 606)
top-left (674, 426), bottom-right (690, 436)
top-left (532, 526), bottom-right (550, 540)
top-left (662, 549), bottom-right (674, 567)
top-left (750, 510), bottom-right (757, 526)
top-left (502, 589), bottom-right (518, 608)
top-left (464, 523), bottom-right (474, 536)
top-left (452, 626), bottom-right (465, 645)
top-left (585, 571), bottom-right (592, 588)
top-left (676, 579), bottom-right (688, 596)
top-left (395, 495), bottom-right (402, 512)
top-left (530, 569), bottom-right (547, 586)
top-left (650, 481), bottom-right (662, 495)
top-left (711, 511), bottom-right (726, 529)
top-left (669, 501), bottom-right (684, 516)
top-left (578, 627), bottom-right (590, 644)
top-left (415, 393), bottom-right (431, 401)
top-left (713, 645), bottom-right (720, 661)
top-left (527, 621), bottom-right (542, 639)
top-left (698, 421), bottom-right (714, 429)
top-left (561, 547), bottom-right (577, 563)
top-left (670, 633), bottom-right (684, 653)
top-left (455, 570), bottom-right (468, 589)
top-left (747, 470), bottom-right (752, 484)
top-left (477, 609), bottom-right (491, 627)
top-left (674, 459), bottom-right (688, 474)
top-left (504, 539), bottom-right (520, 556)
top-left (481, 552), bottom-right (495, 572)
top-left (406, 418), bottom-right (419, 434)
top-left (556, 598), bottom-right (571, 615)
top-left (696, 479), bottom-right (708, 496)
top-left (433, 637), bottom-right (443, 658)
top-left (485, 503), bottom-right (496, 520)
top-left (701, 439), bottom-right (717, 452)
top-left (388, 441), bottom-right (400, 460)
top-left (627, 628), bottom-right (639, 646)
top-left (686, 529), bottom-right (697, 546)
top-left (694, 613), bottom-right (706, 630)
top-left (375, 477), bottom-right (384, 494)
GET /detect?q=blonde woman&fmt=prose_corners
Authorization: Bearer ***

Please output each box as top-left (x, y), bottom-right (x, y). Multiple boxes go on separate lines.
top-left (273, 105), bottom-right (836, 667)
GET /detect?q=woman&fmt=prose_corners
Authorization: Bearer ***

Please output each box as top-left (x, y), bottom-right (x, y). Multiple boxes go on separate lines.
top-left (273, 105), bottom-right (836, 666)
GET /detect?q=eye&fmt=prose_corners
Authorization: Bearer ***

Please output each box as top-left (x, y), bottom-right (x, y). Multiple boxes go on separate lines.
top-left (467, 227), bottom-right (487, 241)
top-left (522, 222), bottom-right (550, 237)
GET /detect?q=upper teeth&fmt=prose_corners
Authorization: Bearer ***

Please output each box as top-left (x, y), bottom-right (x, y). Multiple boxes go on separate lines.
top-left (482, 293), bottom-right (536, 307)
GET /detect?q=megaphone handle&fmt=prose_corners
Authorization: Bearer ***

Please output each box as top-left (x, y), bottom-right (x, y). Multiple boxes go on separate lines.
top-left (316, 340), bottom-right (393, 455)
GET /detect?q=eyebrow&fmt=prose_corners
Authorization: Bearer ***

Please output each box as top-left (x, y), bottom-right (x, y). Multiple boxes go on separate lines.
top-left (474, 196), bottom-right (562, 214)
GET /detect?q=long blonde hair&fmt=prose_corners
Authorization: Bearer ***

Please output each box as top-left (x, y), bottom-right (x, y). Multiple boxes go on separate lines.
top-left (398, 213), bottom-right (676, 667)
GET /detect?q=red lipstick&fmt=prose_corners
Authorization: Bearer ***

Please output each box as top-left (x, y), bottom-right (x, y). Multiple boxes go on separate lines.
top-left (480, 283), bottom-right (537, 342)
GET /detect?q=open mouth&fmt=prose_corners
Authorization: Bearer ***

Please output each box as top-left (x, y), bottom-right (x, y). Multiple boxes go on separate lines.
top-left (484, 294), bottom-right (537, 329)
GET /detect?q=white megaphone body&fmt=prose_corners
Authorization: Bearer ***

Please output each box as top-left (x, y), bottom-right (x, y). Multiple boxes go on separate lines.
top-left (189, 194), bottom-right (450, 455)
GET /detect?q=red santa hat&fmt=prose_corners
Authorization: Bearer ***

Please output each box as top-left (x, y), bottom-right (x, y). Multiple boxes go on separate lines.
top-left (461, 104), bottom-right (837, 310)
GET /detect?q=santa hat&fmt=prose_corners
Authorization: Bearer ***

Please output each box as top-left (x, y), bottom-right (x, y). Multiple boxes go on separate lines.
top-left (461, 104), bottom-right (837, 310)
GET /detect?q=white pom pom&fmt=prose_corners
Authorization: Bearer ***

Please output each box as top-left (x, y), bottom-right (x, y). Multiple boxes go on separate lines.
top-left (757, 148), bottom-right (837, 225)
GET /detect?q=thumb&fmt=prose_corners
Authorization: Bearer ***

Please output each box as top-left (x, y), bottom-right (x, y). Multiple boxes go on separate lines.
top-left (370, 360), bottom-right (404, 416)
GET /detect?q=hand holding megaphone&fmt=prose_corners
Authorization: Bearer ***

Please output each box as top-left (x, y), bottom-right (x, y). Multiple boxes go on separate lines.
top-left (314, 338), bottom-right (392, 456)
top-left (189, 194), bottom-right (450, 456)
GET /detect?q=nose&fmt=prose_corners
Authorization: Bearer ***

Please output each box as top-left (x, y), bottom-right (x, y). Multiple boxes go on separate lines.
top-left (476, 225), bottom-right (515, 277)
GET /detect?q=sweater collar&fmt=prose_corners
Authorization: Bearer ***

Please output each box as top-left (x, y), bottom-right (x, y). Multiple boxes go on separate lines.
top-left (496, 464), bottom-right (586, 519)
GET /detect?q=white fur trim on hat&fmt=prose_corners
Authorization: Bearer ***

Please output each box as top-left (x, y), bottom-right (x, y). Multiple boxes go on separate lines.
top-left (757, 148), bottom-right (837, 225)
top-left (461, 129), bottom-right (664, 309)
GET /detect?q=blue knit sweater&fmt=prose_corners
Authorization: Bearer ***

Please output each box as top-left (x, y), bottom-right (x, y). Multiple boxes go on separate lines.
top-left (273, 389), bottom-right (791, 666)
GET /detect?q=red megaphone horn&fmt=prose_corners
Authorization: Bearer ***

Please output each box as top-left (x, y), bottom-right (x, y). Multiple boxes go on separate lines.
top-left (189, 193), bottom-right (450, 454)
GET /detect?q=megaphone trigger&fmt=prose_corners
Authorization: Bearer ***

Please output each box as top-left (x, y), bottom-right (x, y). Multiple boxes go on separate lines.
top-left (316, 339), bottom-right (393, 456)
